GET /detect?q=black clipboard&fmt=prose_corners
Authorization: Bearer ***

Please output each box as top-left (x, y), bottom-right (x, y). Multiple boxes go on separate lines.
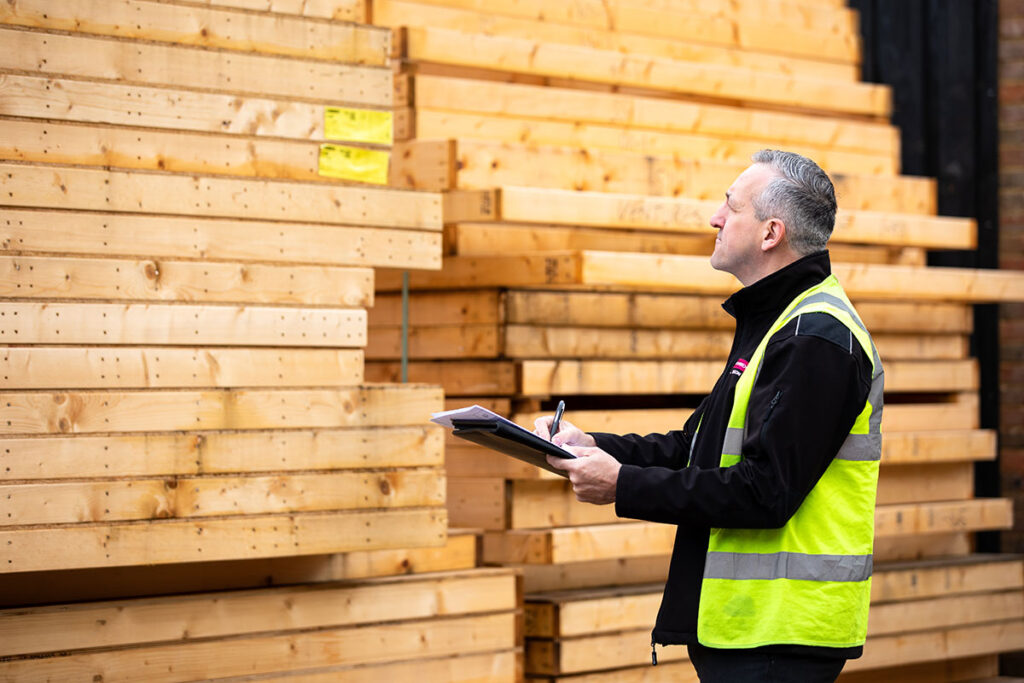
top-left (451, 418), bottom-right (576, 477)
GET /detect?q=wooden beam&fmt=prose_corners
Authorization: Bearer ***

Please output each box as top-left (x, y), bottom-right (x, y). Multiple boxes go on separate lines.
top-left (0, 209), bottom-right (441, 270)
top-left (392, 140), bottom-right (931, 214)
top-left (366, 360), bottom-right (516, 395)
top-left (0, 347), bottom-right (365, 389)
top-left (0, 0), bottom-right (390, 64)
top-left (414, 109), bottom-right (894, 176)
top-left (2, 468), bottom-right (444, 525)
top-left (0, 384), bottom-right (443, 435)
top-left (876, 462), bottom-right (974, 505)
top-left (0, 611), bottom-right (515, 679)
top-left (192, 0), bottom-right (365, 22)
top-left (444, 187), bottom-right (974, 249)
top-left (484, 500), bottom-right (1012, 565)
top-left (0, 568), bottom-right (517, 657)
top-left (0, 118), bottom-right (361, 184)
top-left (0, 530), bottom-right (478, 606)
top-left (516, 359), bottom-right (977, 396)
top-left (409, 75), bottom-right (898, 157)
top-left (401, 28), bottom-right (888, 116)
top-left (0, 302), bottom-right (372, 346)
top-left (844, 621), bottom-right (1024, 672)
top-left (0, 426), bottom-right (444, 480)
top-left (0, 163), bottom-right (443, 230)
top-left (0, 507), bottom-right (448, 573)
top-left (0, 27), bottom-right (392, 105)
top-left (522, 556), bottom-right (669, 593)
top-left (0, 255), bottom-right (374, 306)
top-left (871, 556), bottom-right (1024, 603)
top-left (375, 0), bottom-right (858, 78)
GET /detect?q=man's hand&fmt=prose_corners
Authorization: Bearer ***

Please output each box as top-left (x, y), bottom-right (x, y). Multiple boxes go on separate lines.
top-left (534, 416), bottom-right (595, 448)
top-left (546, 446), bottom-right (621, 505)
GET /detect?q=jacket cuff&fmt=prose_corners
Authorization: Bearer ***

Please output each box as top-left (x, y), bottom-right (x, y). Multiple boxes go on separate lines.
top-left (614, 463), bottom-right (645, 520)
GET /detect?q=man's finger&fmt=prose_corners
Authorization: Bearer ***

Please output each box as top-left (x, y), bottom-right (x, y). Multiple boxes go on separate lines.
top-left (545, 453), bottom-right (572, 470)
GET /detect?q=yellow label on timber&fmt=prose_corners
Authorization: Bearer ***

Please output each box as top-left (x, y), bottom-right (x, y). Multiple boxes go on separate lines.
top-left (318, 144), bottom-right (389, 185)
top-left (324, 107), bottom-right (393, 145)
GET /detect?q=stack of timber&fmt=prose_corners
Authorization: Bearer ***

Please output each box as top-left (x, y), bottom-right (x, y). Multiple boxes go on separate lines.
top-left (0, 1), bottom-right (519, 680)
top-left (362, 0), bottom-right (1024, 679)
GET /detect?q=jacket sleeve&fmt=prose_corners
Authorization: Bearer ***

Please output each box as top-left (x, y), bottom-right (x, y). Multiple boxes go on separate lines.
top-left (589, 399), bottom-right (706, 470)
top-left (614, 321), bottom-right (873, 529)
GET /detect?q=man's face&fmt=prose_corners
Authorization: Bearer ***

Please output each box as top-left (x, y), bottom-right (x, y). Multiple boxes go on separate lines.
top-left (708, 164), bottom-right (777, 284)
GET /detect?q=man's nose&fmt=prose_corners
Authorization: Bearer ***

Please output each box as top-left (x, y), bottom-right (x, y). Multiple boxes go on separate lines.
top-left (709, 207), bottom-right (725, 229)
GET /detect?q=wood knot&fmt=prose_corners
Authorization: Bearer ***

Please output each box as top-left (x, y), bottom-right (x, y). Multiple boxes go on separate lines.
top-left (143, 261), bottom-right (160, 280)
top-left (378, 478), bottom-right (391, 495)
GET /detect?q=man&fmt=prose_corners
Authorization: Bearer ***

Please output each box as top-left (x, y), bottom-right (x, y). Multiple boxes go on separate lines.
top-left (535, 150), bottom-right (883, 683)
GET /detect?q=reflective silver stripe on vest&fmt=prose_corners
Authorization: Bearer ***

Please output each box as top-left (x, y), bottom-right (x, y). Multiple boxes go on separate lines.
top-left (837, 432), bottom-right (882, 461)
top-left (722, 426), bottom-right (743, 456)
top-left (704, 550), bottom-right (873, 582)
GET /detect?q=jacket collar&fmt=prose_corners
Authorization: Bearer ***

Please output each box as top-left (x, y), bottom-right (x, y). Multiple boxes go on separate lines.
top-left (722, 251), bottom-right (832, 324)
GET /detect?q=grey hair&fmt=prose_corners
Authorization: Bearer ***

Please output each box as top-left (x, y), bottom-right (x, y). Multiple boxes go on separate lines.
top-left (750, 149), bottom-right (837, 256)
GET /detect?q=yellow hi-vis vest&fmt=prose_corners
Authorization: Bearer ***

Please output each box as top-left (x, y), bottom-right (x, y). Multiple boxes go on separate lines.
top-left (696, 274), bottom-right (884, 650)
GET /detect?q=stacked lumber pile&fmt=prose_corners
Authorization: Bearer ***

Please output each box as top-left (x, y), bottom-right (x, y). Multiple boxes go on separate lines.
top-left (0, 1), bottom-right (519, 679)
top-left (363, 0), bottom-right (1024, 680)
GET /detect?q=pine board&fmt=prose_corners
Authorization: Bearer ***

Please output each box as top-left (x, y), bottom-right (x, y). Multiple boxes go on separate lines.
top-left (0, 0), bottom-right (390, 64)
top-left (0, 426), bottom-right (443, 480)
top-left (1, 209), bottom-right (441, 270)
top-left (0, 26), bottom-right (392, 105)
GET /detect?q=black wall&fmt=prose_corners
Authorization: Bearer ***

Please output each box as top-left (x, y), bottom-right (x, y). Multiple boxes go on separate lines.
top-left (848, 0), bottom-right (1001, 548)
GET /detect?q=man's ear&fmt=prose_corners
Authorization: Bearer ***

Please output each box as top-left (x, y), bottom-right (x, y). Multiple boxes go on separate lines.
top-left (761, 218), bottom-right (786, 252)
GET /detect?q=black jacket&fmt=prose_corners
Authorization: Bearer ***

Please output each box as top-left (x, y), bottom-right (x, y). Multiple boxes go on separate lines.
top-left (593, 251), bottom-right (873, 660)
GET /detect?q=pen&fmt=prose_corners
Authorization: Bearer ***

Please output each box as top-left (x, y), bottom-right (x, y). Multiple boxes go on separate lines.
top-left (550, 400), bottom-right (565, 442)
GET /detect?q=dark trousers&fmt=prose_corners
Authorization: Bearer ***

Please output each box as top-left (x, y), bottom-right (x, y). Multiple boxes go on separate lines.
top-left (687, 642), bottom-right (846, 683)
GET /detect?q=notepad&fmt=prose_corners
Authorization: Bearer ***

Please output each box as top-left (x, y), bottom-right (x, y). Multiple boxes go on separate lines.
top-left (431, 405), bottom-right (576, 477)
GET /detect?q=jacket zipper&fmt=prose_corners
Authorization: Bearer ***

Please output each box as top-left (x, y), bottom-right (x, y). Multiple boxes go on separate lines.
top-left (651, 636), bottom-right (658, 665)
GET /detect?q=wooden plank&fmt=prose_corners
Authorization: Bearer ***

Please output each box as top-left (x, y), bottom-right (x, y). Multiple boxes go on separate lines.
top-left (0, 568), bottom-right (517, 656)
top-left (838, 656), bottom-right (999, 683)
top-left (188, 0), bottom-right (365, 21)
top-left (499, 291), bottom-right (971, 334)
top-left (0, 384), bottom-right (444, 435)
top-left (0, 74), bottom-right (396, 142)
top-left (0, 163), bottom-right (443, 230)
top-left (401, 28), bottom-right (888, 116)
top-left (0, 506), bottom-right (447, 572)
top-left (845, 621), bottom-right (1024, 672)
top-left (0, 347), bottom-right (365, 389)
top-left (522, 556), bottom-right (669, 593)
top-left (483, 522), bottom-right (674, 564)
top-left (511, 407), bottom-right (984, 438)
top-left (527, 626), bottom-right (686, 675)
top-left (0, 27), bottom-right (392, 106)
top-left (0, 0), bottom-right (390, 64)
top-left (0, 209), bottom-right (441, 270)
top-left (873, 533), bottom-right (972, 563)
top-left (409, 75), bottom-right (898, 158)
top-left (1, 468), bottom-right (444, 525)
top-left (0, 302), bottom-right (371, 346)
top-left (413, 108), bottom-right (895, 174)
top-left (249, 650), bottom-right (518, 683)
top-left (484, 500), bottom-right (1012, 565)
top-left (517, 359), bottom-right (977, 396)
top-left (393, 140), bottom-right (931, 214)
top-left (877, 462), bottom-right (974, 505)
top-left (444, 188), bottom-right (974, 249)
top-left (871, 557), bottom-right (1024, 603)
top-left (369, 290), bottom-right (504, 326)
top-left (445, 222), bottom-right (716, 258)
top-left (446, 443), bottom-right (558, 480)
top-left (0, 426), bottom-right (444, 480)
top-left (366, 324), bottom-right (501, 359)
top-left (0, 118), bottom-right (358, 184)
top-left (447, 477), bottom-right (507, 529)
top-left (0, 255), bottom-right (374, 306)
top-left (0, 610), bottom-right (513, 680)
top-left (870, 591), bottom-right (1024, 636)
top-left (874, 499), bottom-right (1013, 538)
top-left (365, 360), bottom-right (517, 395)
top-left (0, 530), bottom-right (478, 606)
top-left (375, 0), bottom-right (858, 78)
